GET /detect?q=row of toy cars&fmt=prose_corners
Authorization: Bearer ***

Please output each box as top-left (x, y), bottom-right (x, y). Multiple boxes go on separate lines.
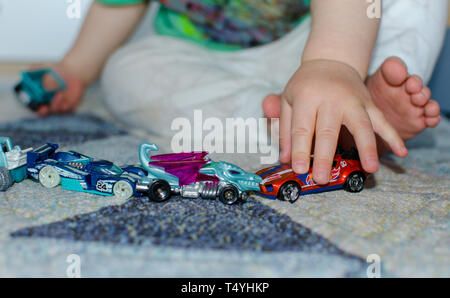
top-left (7, 69), bottom-right (368, 204)
top-left (0, 137), bottom-right (142, 198)
top-left (0, 138), bottom-right (263, 204)
top-left (0, 136), bottom-right (367, 205)
top-left (10, 70), bottom-right (262, 204)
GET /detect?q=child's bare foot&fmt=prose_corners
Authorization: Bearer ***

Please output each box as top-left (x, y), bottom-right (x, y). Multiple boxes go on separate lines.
top-left (365, 57), bottom-right (441, 141)
top-left (262, 57), bottom-right (441, 156)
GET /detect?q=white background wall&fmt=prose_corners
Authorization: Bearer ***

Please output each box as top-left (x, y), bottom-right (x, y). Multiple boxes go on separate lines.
top-left (0, 0), bottom-right (156, 62)
top-left (0, 0), bottom-right (93, 61)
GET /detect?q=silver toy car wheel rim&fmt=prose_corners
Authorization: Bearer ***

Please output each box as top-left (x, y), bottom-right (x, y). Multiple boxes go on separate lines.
top-left (279, 182), bottom-right (300, 203)
top-left (283, 185), bottom-right (298, 201)
top-left (348, 174), bottom-right (364, 192)
top-left (39, 166), bottom-right (61, 188)
top-left (224, 190), bottom-right (235, 200)
top-left (113, 180), bottom-right (134, 200)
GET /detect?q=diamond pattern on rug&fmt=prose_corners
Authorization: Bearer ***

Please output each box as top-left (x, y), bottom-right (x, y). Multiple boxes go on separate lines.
top-left (0, 114), bottom-right (127, 148)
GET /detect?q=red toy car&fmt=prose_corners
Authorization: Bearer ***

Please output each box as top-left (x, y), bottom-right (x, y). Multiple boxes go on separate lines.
top-left (256, 150), bottom-right (367, 203)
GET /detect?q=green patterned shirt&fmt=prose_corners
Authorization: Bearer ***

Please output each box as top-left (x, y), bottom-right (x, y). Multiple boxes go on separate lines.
top-left (97, 0), bottom-right (310, 49)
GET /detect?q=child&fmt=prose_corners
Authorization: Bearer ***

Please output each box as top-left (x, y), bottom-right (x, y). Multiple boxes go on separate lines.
top-left (37, 0), bottom-right (447, 184)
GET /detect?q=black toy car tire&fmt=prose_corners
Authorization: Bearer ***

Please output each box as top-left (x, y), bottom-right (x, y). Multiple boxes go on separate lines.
top-left (0, 167), bottom-right (13, 192)
top-left (277, 181), bottom-right (301, 203)
top-left (344, 171), bottom-right (366, 193)
top-left (147, 180), bottom-right (172, 202)
top-left (218, 185), bottom-right (239, 205)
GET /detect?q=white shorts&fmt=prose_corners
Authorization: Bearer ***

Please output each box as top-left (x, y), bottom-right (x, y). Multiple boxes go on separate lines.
top-left (101, 0), bottom-right (448, 136)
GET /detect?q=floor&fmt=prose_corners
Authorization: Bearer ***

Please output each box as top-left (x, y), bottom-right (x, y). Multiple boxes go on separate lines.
top-left (0, 71), bottom-right (449, 277)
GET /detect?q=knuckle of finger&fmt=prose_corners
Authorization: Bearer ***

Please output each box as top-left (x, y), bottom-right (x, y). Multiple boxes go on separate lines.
top-left (317, 127), bottom-right (338, 139)
top-left (292, 151), bottom-right (310, 161)
top-left (279, 137), bottom-right (290, 148)
top-left (313, 156), bottom-right (332, 167)
top-left (360, 145), bottom-right (378, 158)
top-left (291, 127), bottom-right (311, 138)
top-left (356, 116), bottom-right (374, 131)
top-left (368, 109), bottom-right (388, 125)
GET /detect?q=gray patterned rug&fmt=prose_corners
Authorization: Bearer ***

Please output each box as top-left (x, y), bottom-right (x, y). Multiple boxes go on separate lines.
top-left (0, 89), bottom-right (449, 277)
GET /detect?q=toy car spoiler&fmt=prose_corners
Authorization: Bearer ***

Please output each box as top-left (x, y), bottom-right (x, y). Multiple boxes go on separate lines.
top-left (27, 143), bottom-right (59, 166)
top-left (150, 152), bottom-right (209, 162)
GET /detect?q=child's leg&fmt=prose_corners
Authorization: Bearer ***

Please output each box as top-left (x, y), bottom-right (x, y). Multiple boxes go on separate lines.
top-left (100, 19), bottom-right (312, 136)
top-left (100, 37), bottom-right (271, 136)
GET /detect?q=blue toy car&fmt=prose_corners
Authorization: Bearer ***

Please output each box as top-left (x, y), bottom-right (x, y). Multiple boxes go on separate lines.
top-left (26, 143), bottom-right (146, 199)
top-left (14, 69), bottom-right (66, 110)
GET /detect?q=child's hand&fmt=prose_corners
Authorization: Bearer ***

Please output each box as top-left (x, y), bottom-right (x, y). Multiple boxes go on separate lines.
top-left (29, 64), bottom-right (85, 116)
top-left (280, 59), bottom-right (408, 184)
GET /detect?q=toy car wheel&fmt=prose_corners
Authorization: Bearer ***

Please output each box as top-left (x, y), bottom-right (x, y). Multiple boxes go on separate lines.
top-left (218, 185), bottom-right (239, 205)
top-left (113, 180), bottom-right (134, 200)
top-left (0, 167), bottom-right (13, 192)
top-left (344, 172), bottom-right (365, 193)
top-left (147, 180), bottom-right (172, 202)
top-left (278, 181), bottom-right (301, 203)
top-left (38, 166), bottom-right (61, 188)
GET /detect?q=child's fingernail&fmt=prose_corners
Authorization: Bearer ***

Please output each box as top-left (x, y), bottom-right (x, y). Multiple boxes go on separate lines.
top-left (293, 160), bottom-right (307, 173)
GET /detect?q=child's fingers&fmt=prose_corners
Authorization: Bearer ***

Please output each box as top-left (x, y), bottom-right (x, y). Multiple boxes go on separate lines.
top-left (311, 107), bottom-right (341, 184)
top-left (37, 105), bottom-right (50, 117)
top-left (55, 75), bottom-right (85, 114)
top-left (49, 93), bottom-right (65, 114)
top-left (344, 109), bottom-right (379, 173)
top-left (291, 100), bottom-right (316, 174)
top-left (279, 98), bottom-right (293, 163)
top-left (42, 72), bottom-right (60, 91)
top-left (60, 91), bottom-right (75, 113)
top-left (65, 80), bottom-right (84, 111)
top-left (50, 82), bottom-right (83, 114)
top-left (368, 107), bottom-right (408, 158)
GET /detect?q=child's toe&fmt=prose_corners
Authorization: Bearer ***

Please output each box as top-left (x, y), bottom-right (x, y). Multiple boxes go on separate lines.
top-left (424, 100), bottom-right (440, 117)
top-left (411, 86), bottom-right (431, 107)
top-left (425, 116), bottom-right (441, 128)
top-left (405, 75), bottom-right (423, 94)
top-left (381, 56), bottom-right (408, 86)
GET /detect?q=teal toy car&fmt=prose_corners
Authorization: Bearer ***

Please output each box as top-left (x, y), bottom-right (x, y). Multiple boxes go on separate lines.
top-left (0, 137), bottom-right (32, 191)
top-left (136, 143), bottom-right (262, 204)
top-left (14, 69), bottom-right (66, 110)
